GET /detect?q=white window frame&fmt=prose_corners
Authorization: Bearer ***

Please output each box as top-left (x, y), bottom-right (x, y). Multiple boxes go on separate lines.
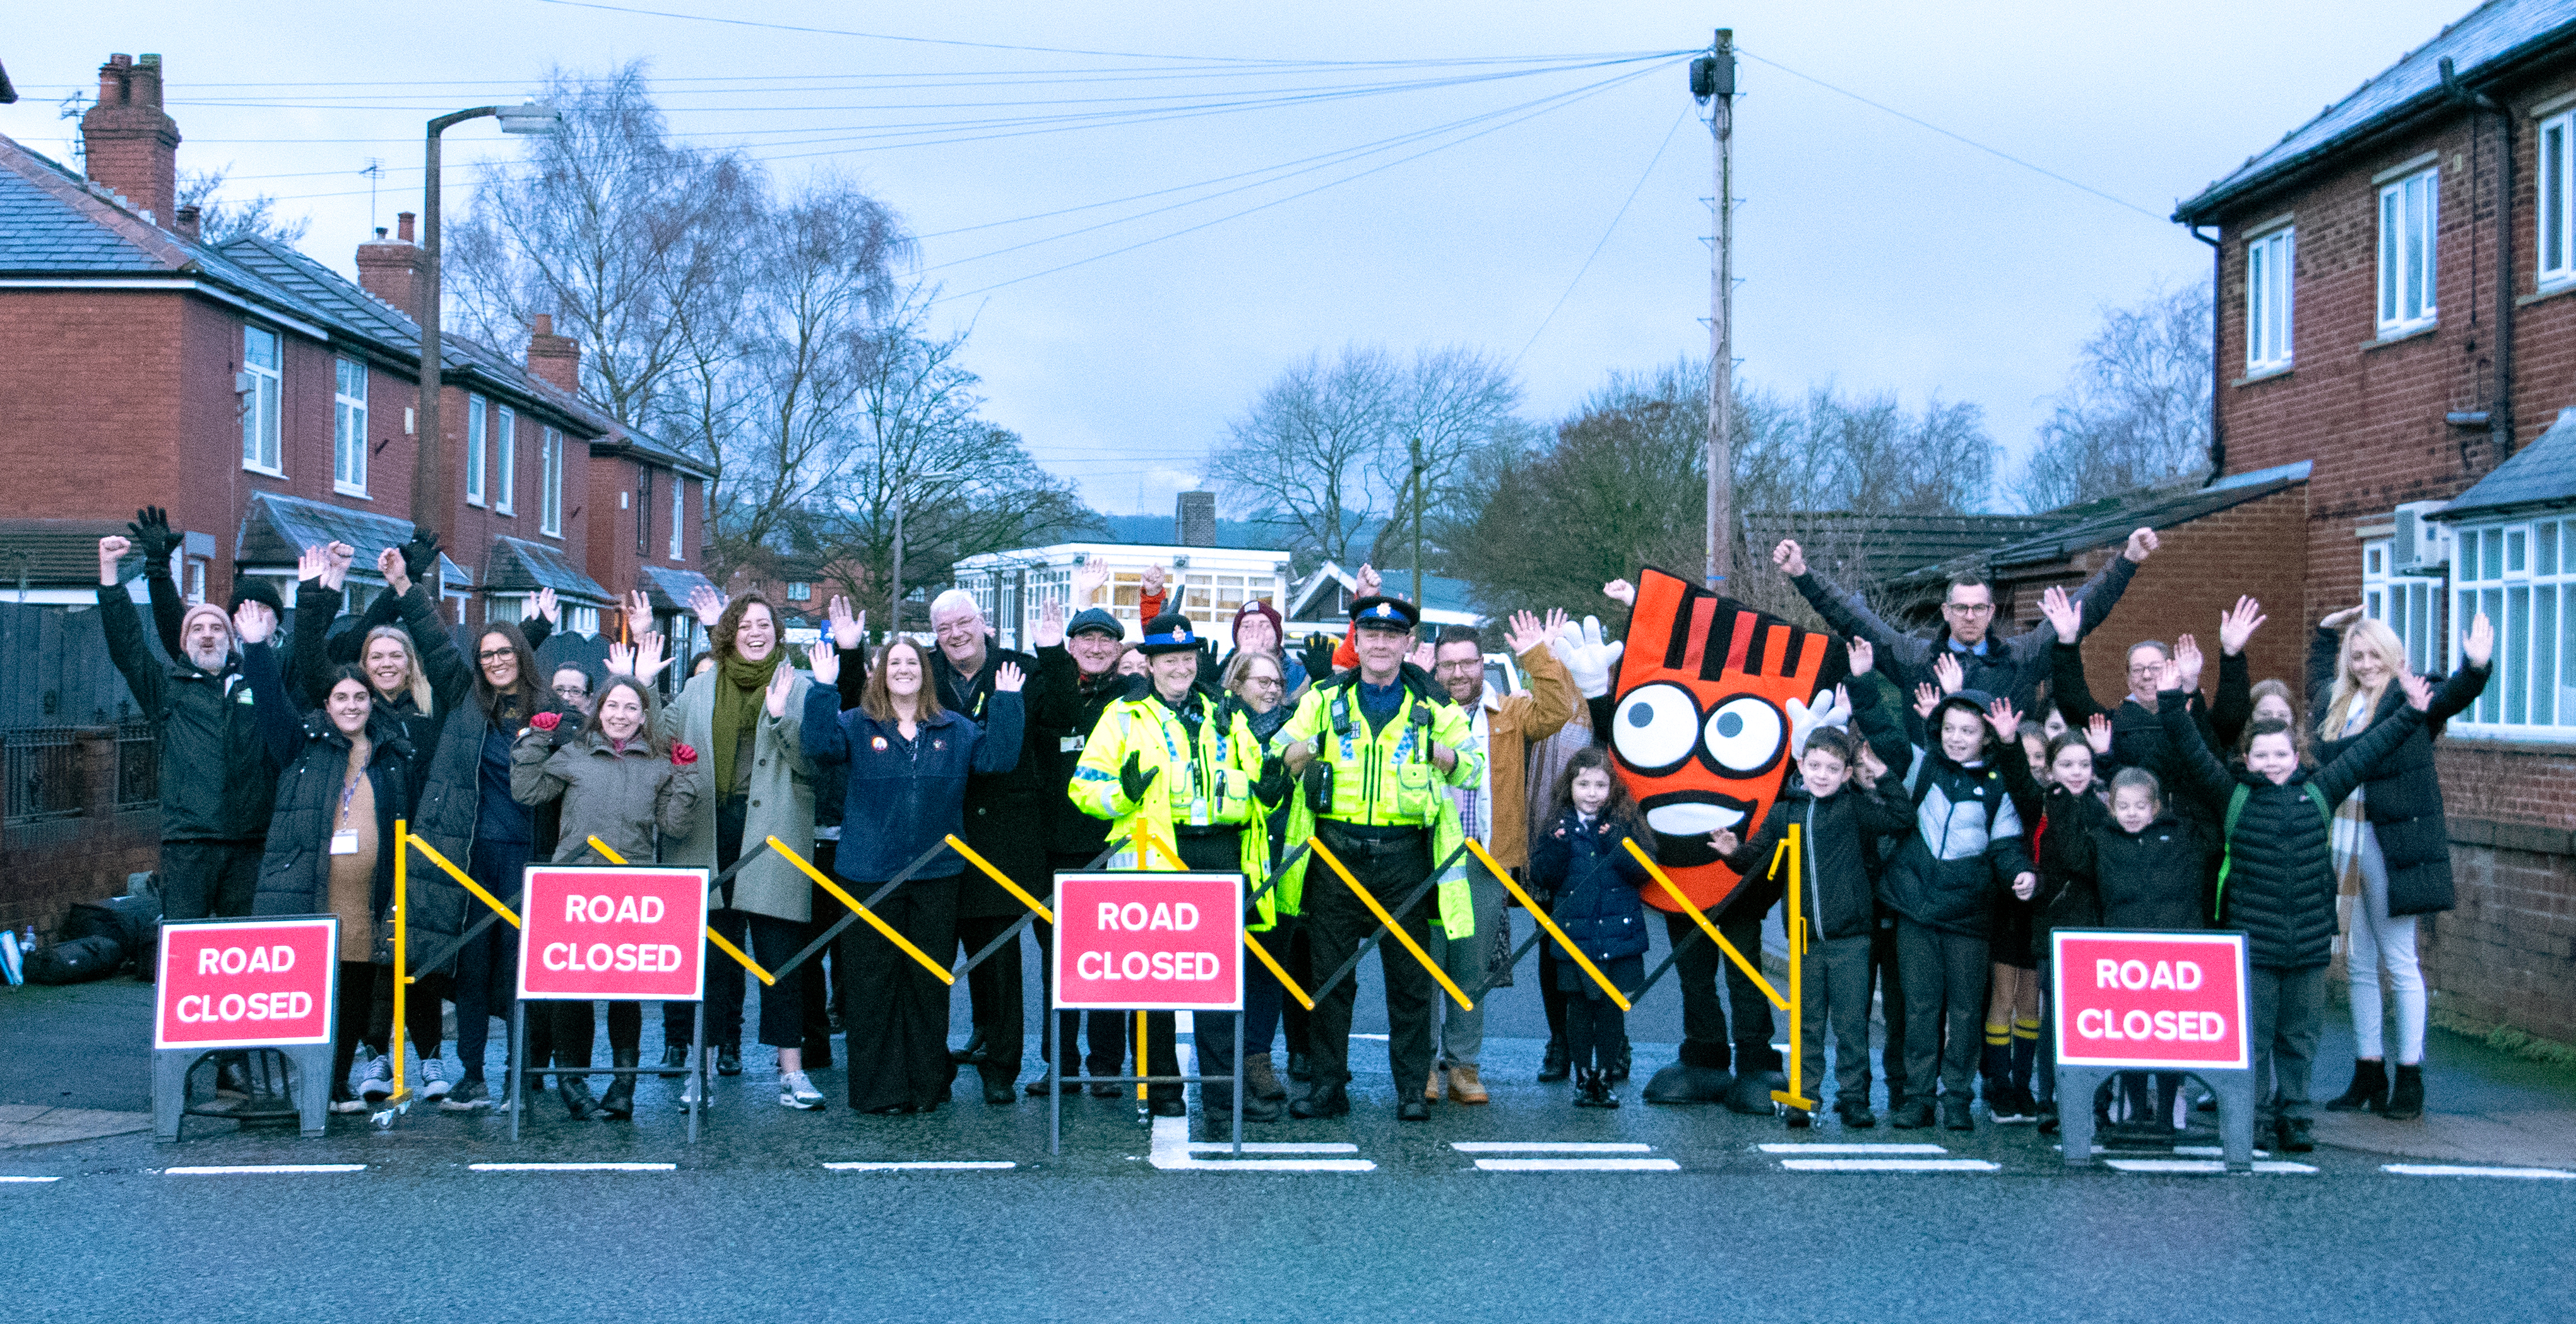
top-left (785, 581), bottom-right (812, 602)
top-left (2543, 110), bottom-right (2576, 288)
top-left (240, 325), bottom-right (282, 475)
top-left (465, 395), bottom-right (487, 506)
top-left (2361, 539), bottom-right (2447, 676)
top-left (2246, 225), bottom-right (2295, 372)
top-left (2377, 167), bottom-right (2440, 335)
top-left (332, 357), bottom-right (369, 496)
top-left (564, 604), bottom-right (600, 636)
top-left (2447, 516), bottom-right (2574, 740)
top-left (540, 426), bottom-right (564, 537)
top-left (494, 407), bottom-right (518, 515)
top-left (669, 475), bottom-right (685, 560)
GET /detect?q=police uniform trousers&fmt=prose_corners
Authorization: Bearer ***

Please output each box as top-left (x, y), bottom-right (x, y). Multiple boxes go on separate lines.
top-left (1302, 821), bottom-right (1437, 1094)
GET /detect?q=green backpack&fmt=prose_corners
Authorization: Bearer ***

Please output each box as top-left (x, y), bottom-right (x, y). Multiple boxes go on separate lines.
top-left (2211, 782), bottom-right (2334, 924)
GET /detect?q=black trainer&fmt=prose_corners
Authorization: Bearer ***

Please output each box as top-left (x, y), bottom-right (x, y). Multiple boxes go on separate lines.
top-left (1890, 1099), bottom-right (1935, 1129)
top-left (1290, 1082), bottom-right (1350, 1118)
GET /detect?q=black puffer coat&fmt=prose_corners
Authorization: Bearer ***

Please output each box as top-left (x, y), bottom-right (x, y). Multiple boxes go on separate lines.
top-left (1719, 779), bottom-right (1915, 941)
top-left (2158, 689), bottom-right (2423, 969)
top-left (2039, 799), bottom-right (2214, 933)
top-left (1033, 643), bottom-right (1127, 859)
top-left (2305, 627), bottom-right (2489, 916)
top-left (240, 643), bottom-right (413, 932)
top-left (2030, 786), bottom-right (2106, 959)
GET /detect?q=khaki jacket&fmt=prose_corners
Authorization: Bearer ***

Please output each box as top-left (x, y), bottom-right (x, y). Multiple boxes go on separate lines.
top-left (1480, 642), bottom-right (1577, 872)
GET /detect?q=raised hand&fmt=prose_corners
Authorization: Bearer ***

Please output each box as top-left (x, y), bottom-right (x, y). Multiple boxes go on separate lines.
top-left (377, 546), bottom-right (411, 595)
top-left (623, 589), bottom-right (653, 641)
top-left (127, 506), bottom-right (177, 562)
top-left (1502, 609), bottom-right (1550, 655)
top-left (2154, 657), bottom-right (2183, 693)
top-left (687, 584), bottom-right (727, 629)
top-left (2037, 585), bottom-right (2082, 640)
top-left (827, 595), bottom-right (865, 650)
top-left (1788, 684), bottom-right (1853, 758)
top-left (808, 638), bottom-right (840, 686)
top-left (764, 662), bottom-right (795, 717)
top-left (535, 587), bottom-right (559, 626)
top-left (605, 641), bottom-right (636, 677)
top-left (1602, 578), bottom-right (1635, 607)
top-left (1932, 652), bottom-right (1964, 696)
top-left (97, 534), bottom-right (133, 585)
top-left (1119, 751), bottom-right (1158, 803)
top-left (297, 544), bottom-right (331, 583)
top-left (530, 711), bottom-right (561, 733)
top-left (1848, 637), bottom-right (1875, 676)
top-left (1772, 539), bottom-right (1807, 577)
top-left (1551, 615), bottom-right (1624, 699)
top-left (2086, 713), bottom-right (2113, 755)
top-left (1032, 598), bottom-right (1066, 650)
top-left (2319, 604), bottom-right (2366, 631)
top-left (323, 542), bottom-right (355, 590)
top-left (1141, 563), bottom-right (1166, 596)
top-left (232, 599), bottom-right (276, 645)
top-left (2123, 528), bottom-right (2159, 563)
top-left (2217, 596), bottom-right (2266, 655)
top-left (1407, 640), bottom-right (1435, 672)
top-left (2401, 672), bottom-right (2434, 710)
top-left (1354, 563), bottom-right (1381, 599)
top-left (993, 660), bottom-right (1026, 693)
top-left (399, 532), bottom-right (441, 586)
top-left (2175, 634), bottom-right (2204, 691)
top-left (631, 632), bottom-right (670, 686)
top-left (1985, 696), bottom-right (2022, 741)
top-left (1913, 682), bottom-right (1941, 720)
top-left (1709, 827), bottom-right (1742, 857)
top-left (2462, 612), bottom-right (2495, 669)
top-left (1071, 554), bottom-right (1111, 605)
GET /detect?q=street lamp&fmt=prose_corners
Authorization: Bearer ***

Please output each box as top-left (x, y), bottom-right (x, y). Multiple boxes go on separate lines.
top-left (886, 470), bottom-right (962, 639)
top-left (410, 102), bottom-right (562, 542)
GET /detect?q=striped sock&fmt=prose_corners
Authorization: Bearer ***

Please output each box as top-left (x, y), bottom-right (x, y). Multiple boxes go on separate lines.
top-left (2010, 1018), bottom-right (2041, 1090)
top-left (1982, 1022), bottom-right (2011, 1089)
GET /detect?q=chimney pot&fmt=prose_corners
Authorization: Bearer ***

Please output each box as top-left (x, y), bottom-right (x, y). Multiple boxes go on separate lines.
top-left (82, 51), bottom-right (180, 225)
top-left (396, 211), bottom-right (415, 242)
top-left (533, 313), bottom-right (553, 337)
top-left (1175, 491), bottom-right (1217, 548)
top-left (526, 314), bottom-right (581, 394)
top-left (174, 204), bottom-right (201, 243)
top-left (374, 226), bottom-right (388, 239)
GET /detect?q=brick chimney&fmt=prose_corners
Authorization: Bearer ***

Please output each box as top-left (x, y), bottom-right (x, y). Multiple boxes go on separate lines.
top-left (174, 204), bottom-right (201, 243)
top-left (82, 53), bottom-right (180, 226)
top-left (1175, 490), bottom-right (1216, 547)
top-left (526, 314), bottom-right (581, 394)
top-left (355, 213), bottom-right (428, 322)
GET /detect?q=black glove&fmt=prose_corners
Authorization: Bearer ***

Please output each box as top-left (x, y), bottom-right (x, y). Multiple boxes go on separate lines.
top-left (1253, 754), bottom-right (1289, 806)
top-left (128, 506), bottom-right (177, 564)
top-left (400, 532), bottom-right (441, 585)
top-left (1119, 751), bottom-right (1159, 804)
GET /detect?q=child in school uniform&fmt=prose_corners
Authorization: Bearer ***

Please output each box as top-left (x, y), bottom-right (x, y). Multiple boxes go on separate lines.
top-left (2027, 730), bottom-right (2104, 1133)
top-left (1711, 724), bottom-right (1915, 1129)
top-left (1526, 748), bottom-right (1654, 1108)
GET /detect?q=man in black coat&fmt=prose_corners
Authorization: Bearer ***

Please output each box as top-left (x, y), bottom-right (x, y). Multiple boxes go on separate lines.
top-left (1028, 597), bottom-right (1134, 1093)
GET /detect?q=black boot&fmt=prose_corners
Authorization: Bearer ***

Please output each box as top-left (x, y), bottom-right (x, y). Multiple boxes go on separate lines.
top-left (558, 1073), bottom-right (598, 1121)
top-left (595, 1051), bottom-right (638, 1119)
top-left (1536, 1038), bottom-right (1570, 1083)
top-left (1609, 1039), bottom-right (1632, 1083)
top-left (949, 1029), bottom-right (989, 1066)
top-left (2327, 1059), bottom-right (2390, 1114)
top-left (1289, 1081), bottom-right (1349, 1118)
top-left (2384, 1064), bottom-right (2425, 1121)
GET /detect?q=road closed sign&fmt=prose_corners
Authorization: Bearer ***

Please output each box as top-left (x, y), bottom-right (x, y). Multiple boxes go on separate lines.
top-left (155, 917), bottom-right (338, 1051)
top-left (516, 866), bottom-right (711, 1001)
top-left (2052, 929), bottom-right (2249, 1071)
top-left (1052, 871), bottom-right (1243, 1011)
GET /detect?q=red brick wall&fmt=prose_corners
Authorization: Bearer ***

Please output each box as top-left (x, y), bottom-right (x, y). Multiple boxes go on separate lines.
top-left (0, 729), bottom-right (159, 939)
top-left (2430, 842), bottom-right (2576, 1046)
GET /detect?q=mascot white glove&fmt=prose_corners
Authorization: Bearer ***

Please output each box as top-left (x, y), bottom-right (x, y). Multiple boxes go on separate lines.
top-left (1551, 615), bottom-right (1625, 699)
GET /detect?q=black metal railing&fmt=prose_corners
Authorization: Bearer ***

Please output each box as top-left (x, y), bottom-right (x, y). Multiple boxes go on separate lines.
top-left (114, 721), bottom-right (158, 809)
top-left (4, 727), bottom-right (84, 826)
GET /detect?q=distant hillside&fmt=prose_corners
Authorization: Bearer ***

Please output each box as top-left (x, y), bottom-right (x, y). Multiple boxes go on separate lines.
top-left (1074, 511), bottom-right (1292, 550)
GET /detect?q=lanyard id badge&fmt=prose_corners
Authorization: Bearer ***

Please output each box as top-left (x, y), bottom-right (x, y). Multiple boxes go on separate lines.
top-left (331, 831), bottom-right (360, 856)
top-left (330, 772), bottom-right (362, 854)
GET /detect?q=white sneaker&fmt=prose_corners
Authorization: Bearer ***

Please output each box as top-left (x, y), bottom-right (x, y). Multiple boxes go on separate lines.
top-left (418, 1056), bottom-right (451, 1100)
top-left (329, 1095), bottom-right (367, 1115)
top-left (357, 1055), bottom-right (393, 1100)
top-left (778, 1070), bottom-right (825, 1111)
top-left (680, 1073), bottom-right (711, 1112)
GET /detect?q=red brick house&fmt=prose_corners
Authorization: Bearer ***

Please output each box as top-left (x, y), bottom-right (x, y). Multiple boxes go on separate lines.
top-left (2166, 1), bottom-right (2576, 1046)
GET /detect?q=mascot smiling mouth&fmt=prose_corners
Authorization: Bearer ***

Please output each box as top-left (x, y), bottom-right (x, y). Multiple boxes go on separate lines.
top-left (1639, 789), bottom-right (1754, 837)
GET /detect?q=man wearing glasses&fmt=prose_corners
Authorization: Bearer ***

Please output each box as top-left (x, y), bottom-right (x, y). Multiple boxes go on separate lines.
top-left (1770, 527), bottom-right (2161, 709)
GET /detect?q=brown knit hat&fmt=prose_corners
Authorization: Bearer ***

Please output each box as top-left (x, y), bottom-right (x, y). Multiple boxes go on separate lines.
top-left (1230, 597), bottom-right (1284, 649)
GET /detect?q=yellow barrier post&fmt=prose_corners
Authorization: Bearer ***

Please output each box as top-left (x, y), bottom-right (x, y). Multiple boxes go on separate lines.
top-left (1136, 1010), bottom-right (1148, 1103)
top-left (586, 837), bottom-right (776, 987)
top-left (1305, 836), bottom-right (1474, 1011)
top-left (1135, 828), bottom-right (1314, 1011)
top-left (386, 821), bottom-right (411, 1108)
top-left (763, 837), bottom-right (950, 986)
top-left (1465, 838), bottom-right (1629, 1011)
top-left (1619, 836), bottom-right (1788, 1011)
top-left (944, 835), bottom-right (1055, 923)
top-left (1769, 825), bottom-right (1816, 1112)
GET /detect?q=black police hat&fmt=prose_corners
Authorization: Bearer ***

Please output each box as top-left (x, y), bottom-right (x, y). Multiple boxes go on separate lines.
top-left (1348, 595), bottom-right (1419, 633)
top-left (1137, 612), bottom-right (1202, 655)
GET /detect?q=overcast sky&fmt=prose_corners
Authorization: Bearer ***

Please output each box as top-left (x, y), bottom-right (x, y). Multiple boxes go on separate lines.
top-left (6, 1), bottom-right (2471, 517)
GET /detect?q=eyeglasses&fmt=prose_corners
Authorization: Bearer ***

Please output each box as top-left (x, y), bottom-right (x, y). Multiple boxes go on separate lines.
top-left (1943, 602), bottom-right (1995, 616)
top-left (2128, 664), bottom-right (2163, 676)
top-left (553, 685), bottom-right (590, 700)
top-left (478, 648), bottom-right (516, 661)
top-left (1244, 675), bottom-right (1284, 688)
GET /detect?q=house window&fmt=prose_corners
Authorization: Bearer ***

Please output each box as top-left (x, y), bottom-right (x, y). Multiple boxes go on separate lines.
top-left (2246, 226), bottom-right (2294, 371)
top-left (240, 325), bottom-right (282, 474)
top-left (564, 604), bottom-right (600, 636)
top-left (540, 427), bottom-right (564, 537)
top-left (669, 476), bottom-right (685, 560)
top-left (333, 357), bottom-right (368, 494)
top-left (182, 556), bottom-right (208, 605)
top-left (465, 396), bottom-right (487, 506)
top-left (786, 581), bottom-right (812, 602)
top-left (494, 407), bottom-right (518, 515)
top-left (2361, 539), bottom-right (2446, 676)
top-left (2449, 517), bottom-right (2574, 738)
top-left (2542, 110), bottom-right (2576, 287)
top-left (636, 466), bottom-right (653, 557)
top-left (2377, 167), bottom-right (2439, 335)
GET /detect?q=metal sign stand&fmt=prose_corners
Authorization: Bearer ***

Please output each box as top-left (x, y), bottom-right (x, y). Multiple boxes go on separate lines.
top-left (2055, 1062), bottom-right (2258, 1172)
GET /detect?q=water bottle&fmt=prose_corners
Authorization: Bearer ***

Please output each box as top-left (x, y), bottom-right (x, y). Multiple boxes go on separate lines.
top-left (18, 925), bottom-right (33, 955)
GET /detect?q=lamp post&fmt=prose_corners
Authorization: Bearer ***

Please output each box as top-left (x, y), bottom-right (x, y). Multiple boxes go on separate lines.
top-left (411, 102), bottom-right (562, 543)
top-left (886, 470), bottom-right (962, 640)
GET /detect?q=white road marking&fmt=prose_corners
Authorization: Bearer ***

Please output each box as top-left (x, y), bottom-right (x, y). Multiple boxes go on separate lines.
top-left (823, 1161), bottom-right (1016, 1171)
top-left (1149, 1116), bottom-right (1374, 1172)
top-left (2382, 1164), bottom-right (2575, 1179)
top-left (163, 1164), bottom-right (365, 1174)
top-left (1778, 1158), bottom-right (2000, 1172)
top-left (1452, 1142), bottom-right (1653, 1153)
top-left (1758, 1143), bottom-right (1947, 1154)
top-left (467, 1162), bottom-right (675, 1172)
top-left (2173, 1145), bottom-right (2273, 1159)
top-left (1473, 1157), bottom-right (1680, 1172)
top-left (0, 1176), bottom-right (62, 1183)
top-left (1350, 1034), bottom-right (1389, 1041)
top-left (1186, 1142), bottom-right (1359, 1154)
top-left (2101, 1158), bottom-right (2315, 1175)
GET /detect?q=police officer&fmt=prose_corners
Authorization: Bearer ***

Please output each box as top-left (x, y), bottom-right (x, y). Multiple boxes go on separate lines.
top-left (1275, 595), bottom-right (1482, 1122)
top-left (1069, 612), bottom-right (1289, 1119)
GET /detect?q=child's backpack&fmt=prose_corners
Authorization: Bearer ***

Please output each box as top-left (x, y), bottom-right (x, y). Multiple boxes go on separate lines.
top-left (2212, 782), bottom-right (2333, 923)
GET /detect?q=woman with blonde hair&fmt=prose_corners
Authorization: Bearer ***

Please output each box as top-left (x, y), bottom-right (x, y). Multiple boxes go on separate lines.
top-left (2306, 605), bottom-right (2490, 1120)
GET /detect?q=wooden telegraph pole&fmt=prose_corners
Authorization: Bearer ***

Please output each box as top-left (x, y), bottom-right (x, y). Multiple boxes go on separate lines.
top-left (1696, 31), bottom-right (1736, 590)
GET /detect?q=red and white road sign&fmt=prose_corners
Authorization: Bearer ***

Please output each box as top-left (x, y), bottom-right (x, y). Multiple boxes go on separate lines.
top-left (155, 917), bottom-right (338, 1051)
top-left (516, 866), bottom-right (711, 1001)
top-left (1052, 871), bottom-right (1243, 1011)
top-left (2052, 930), bottom-right (2249, 1070)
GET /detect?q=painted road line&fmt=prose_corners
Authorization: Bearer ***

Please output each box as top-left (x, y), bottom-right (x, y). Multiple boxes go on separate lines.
top-left (1186, 1142), bottom-right (1360, 1154)
top-left (823, 1161), bottom-right (1017, 1172)
top-left (467, 1162), bottom-right (676, 1172)
top-left (1473, 1157), bottom-right (1681, 1172)
top-left (0, 1176), bottom-right (62, 1183)
top-left (2173, 1145), bottom-right (2274, 1159)
top-left (1452, 1142), bottom-right (1653, 1154)
top-left (1776, 1157), bottom-right (2001, 1172)
top-left (1762, 1133), bottom-right (1937, 1143)
top-left (2382, 1164), bottom-right (2575, 1179)
top-left (163, 1164), bottom-right (365, 1174)
top-left (1150, 1116), bottom-right (1374, 1172)
top-left (2102, 1158), bottom-right (2317, 1175)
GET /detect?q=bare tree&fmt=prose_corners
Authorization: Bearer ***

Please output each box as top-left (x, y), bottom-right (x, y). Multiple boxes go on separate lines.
top-left (177, 165), bottom-right (309, 245)
top-left (2014, 282), bottom-right (2213, 511)
top-left (1213, 347), bottom-right (1402, 567)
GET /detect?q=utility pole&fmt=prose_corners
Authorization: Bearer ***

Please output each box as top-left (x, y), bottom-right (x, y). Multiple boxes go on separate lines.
top-left (1694, 30), bottom-right (1736, 592)
top-left (1409, 436), bottom-right (1425, 609)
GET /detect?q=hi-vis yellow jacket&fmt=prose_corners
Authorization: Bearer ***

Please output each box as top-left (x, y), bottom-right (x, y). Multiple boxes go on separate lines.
top-left (1069, 683), bottom-right (1279, 932)
top-left (1270, 666), bottom-right (1482, 938)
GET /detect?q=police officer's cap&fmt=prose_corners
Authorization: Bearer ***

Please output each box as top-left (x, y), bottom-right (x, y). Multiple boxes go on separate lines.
top-left (1137, 612), bottom-right (1201, 655)
top-left (1348, 594), bottom-right (1419, 633)
top-left (1065, 607), bottom-right (1122, 640)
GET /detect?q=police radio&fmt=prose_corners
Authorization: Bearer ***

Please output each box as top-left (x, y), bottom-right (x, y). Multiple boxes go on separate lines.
top-left (1304, 761), bottom-right (1333, 812)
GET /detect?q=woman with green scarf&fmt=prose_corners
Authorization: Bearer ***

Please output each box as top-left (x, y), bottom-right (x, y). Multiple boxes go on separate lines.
top-left (632, 589), bottom-right (824, 1112)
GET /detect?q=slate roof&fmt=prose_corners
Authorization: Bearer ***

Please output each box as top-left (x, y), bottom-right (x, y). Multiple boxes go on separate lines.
top-left (1743, 511), bottom-right (2070, 590)
top-left (2176, 0), bottom-right (2576, 222)
top-left (236, 492), bottom-right (470, 586)
top-left (484, 536), bottom-right (609, 602)
top-left (1898, 462), bottom-right (2315, 584)
top-left (0, 518), bottom-right (139, 587)
top-left (638, 564), bottom-right (719, 614)
top-left (2439, 409), bottom-right (2576, 520)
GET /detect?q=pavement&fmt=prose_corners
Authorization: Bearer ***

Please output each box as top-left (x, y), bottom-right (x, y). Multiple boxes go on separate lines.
top-left (6, 923), bottom-right (2575, 1320)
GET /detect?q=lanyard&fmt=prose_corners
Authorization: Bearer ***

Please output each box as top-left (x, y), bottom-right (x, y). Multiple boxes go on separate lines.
top-left (338, 768), bottom-right (362, 829)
